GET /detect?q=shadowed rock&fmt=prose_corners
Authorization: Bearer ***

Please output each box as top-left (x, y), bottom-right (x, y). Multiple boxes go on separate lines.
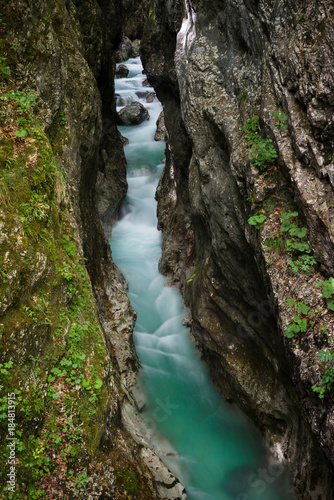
top-left (154, 111), bottom-right (166, 141)
top-left (116, 64), bottom-right (129, 78)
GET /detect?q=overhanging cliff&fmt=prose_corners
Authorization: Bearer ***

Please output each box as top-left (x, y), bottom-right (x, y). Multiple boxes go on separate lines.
top-left (141, 0), bottom-right (334, 498)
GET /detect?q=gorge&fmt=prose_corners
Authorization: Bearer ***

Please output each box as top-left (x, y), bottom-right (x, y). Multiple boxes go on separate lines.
top-left (0, 0), bottom-right (334, 499)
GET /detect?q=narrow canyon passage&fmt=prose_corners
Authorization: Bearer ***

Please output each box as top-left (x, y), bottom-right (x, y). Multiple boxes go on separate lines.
top-left (110, 57), bottom-right (290, 500)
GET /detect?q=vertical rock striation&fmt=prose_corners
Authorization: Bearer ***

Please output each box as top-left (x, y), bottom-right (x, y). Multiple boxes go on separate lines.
top-left (141, 0), bottom-right (334, 498)
top-left (0, 0), bottom-right (184, 497)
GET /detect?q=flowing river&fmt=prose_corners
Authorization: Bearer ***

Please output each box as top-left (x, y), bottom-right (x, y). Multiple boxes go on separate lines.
top-left (111, 57), bottom-right (291, 500)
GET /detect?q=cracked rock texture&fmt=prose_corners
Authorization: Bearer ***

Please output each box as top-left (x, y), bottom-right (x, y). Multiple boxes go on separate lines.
top-left (141, 0), bottom-right (334, 498)
top-left (0, 0), bottom-right (183, 497)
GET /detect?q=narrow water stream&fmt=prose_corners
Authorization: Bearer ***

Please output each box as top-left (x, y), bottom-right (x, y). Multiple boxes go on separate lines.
top-left (111, 57), bottom-right (290, 500)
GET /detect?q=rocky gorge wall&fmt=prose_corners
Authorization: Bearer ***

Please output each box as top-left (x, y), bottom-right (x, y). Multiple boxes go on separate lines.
top-left (0, 0), bottom-right (184, 498)
top-left (141, 0), bottom-right (334, 498)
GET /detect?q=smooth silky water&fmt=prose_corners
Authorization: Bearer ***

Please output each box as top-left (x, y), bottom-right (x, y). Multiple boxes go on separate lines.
top-left (111, 57), bottom-right (291, 500)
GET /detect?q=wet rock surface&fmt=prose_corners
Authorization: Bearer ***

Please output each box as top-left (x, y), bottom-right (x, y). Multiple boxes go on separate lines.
top-left (117, 101), bottom-right (150, 125)
top-left (0, 0), bottom-right (176, 498)
top-left (116, 63), bottom-right (130, 78)
top-left (154, 110), bottom-right (167, 141)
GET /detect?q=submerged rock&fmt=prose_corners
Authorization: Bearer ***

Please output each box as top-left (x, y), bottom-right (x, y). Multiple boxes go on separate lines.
top-left (224, 466), bottom-right (256, 496)
top-left (115, 64), bottom-right (129, 78)
top-left (117, 101), bottom-right (150, 125)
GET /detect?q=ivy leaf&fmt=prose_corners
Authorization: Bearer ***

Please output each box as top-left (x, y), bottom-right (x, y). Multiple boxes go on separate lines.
top-left (280, 220), bottom-right (292, 232)
top-left (289, 227), bottom-right (307, 238)
top-left (327, 298), bottom-right (334, 311)
top-left (299, 318), bottom-right (307, 332)
top-left (94, 379), bottom-right (103, 390)
top-left (82, 379), bottom-right (91, 389)
top-left (285, 323), bottom-right (300, 338)
top-left (297, 303), bottom-right (310, 315)
top-left (286, 298), bottom-right (296, 307)
top-left (322, 277), bottom-right (334, 299)
top-left (281, 211), bottom-right (298, 220)
top-left (14, 129), bottom-right (27, 137)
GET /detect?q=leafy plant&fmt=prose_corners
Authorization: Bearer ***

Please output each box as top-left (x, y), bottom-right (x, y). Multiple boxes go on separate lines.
top-left (287, 254), bottom-right (316, 274)
top-left (264, 235), bottom-right (285, 252)
top-left (312, 349), bottom-right (334, 398)
top-left (285, 299), bottom-right (310, 338)
top-left (0, 56), bottom-right (10, 77)
top-left (247, 213), bottom-right (267, 229)
top-left (272, 111), bottom-right (288, 130)
top-left (5, 90), bottom-right (35, 114)
top-left (280, 210), bottom-right (298, 232)
top-left (317, 277), bottom-right (334, 311)
top-left (242, 115), bottom-right (278, 170)
top-left (238, 90), bottom-right (248, 102)
top-left (278, 211), bottom-right (316, 274)
top-left (20, 192), bottom-right (50, 221)
top-left (15, 129), bottom-right (28, 138)
top-left (58, 109), bottom-right (66, 126)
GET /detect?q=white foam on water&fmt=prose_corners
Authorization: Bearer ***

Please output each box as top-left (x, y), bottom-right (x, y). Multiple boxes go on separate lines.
top-left (110, 57), bottom-right (291, 500)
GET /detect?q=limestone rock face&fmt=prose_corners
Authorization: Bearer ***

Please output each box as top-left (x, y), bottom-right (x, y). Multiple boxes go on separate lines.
top-left (141, 0), bottom-right (334, 497)
top-left (155, 110), bottom-right (167, 141)
top-left (0, 0), bottom-right (178, 498)
top-left (117, 101), bottom-right (150, 125)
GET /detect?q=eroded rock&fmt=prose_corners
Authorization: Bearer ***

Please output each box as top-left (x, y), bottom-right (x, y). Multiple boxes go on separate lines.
top-left (117, 101), bottom-right (150, 125)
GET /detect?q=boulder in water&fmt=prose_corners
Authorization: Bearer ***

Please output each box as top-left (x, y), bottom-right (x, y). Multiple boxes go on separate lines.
top-left (117, 102), bottom-right (150, 126)
top-left (116, 64), bottom-right (129, 78)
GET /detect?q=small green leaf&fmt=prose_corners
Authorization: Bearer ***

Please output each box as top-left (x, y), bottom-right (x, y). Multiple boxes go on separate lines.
top-left (14, 129), bottom-right (27, 137)
top-left (286, 298), bottom-right (296, 307)
top-left (297, 303), bottom-right (310, 315)
top-left (289, 227), bottom-right (307, 238)
top-left (94, 379), bottom-right (103, 390)
top-left (327, 298), bottom-right (334, 311)
top-left (299, 318), bottom-right (307, 332)
top-left (280, 221), bottom-right (292, 232)
top-left (285, 323), bottom-right (300, 338)
top-left (281, 211), bottom-right (298, 220)
top-left (322, 277), bottom-right (334, 298)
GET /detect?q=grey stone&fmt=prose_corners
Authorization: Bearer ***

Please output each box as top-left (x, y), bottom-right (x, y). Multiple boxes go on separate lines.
top-left (154, 110), bottom-right (167, 141)
top-left (115, 64), bottom-right (129, 78)
top-left (117, 101), bottom-right (150, 125)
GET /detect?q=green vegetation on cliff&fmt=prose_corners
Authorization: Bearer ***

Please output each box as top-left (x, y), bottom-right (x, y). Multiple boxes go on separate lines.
top-left (0, 71), bottom-right (116, 497)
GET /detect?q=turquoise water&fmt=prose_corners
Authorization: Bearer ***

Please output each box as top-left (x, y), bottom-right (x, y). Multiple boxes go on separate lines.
top-left (111, 57), bottom-right (291, 500)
